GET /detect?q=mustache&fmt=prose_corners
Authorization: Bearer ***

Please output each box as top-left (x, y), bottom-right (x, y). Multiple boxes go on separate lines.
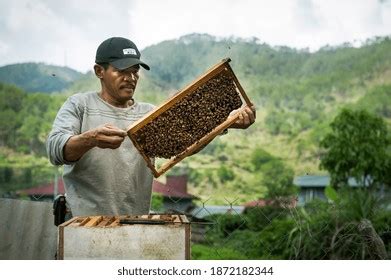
top-left (120, 83), bottom-right (136, 89)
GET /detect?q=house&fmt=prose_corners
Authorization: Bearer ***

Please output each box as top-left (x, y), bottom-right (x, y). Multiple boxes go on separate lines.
top-left (17, 179), bottom-right (65, 202)
top-left (189, 205), bottom-right (245, 243)
top-left (294, 175), bottom-right (364, 206)
top-left (243, 197), bottom-right (297, 212)
top-left (190, 205), bottom-right (245, 219)
top-left (152, 174), bottom-right (198, 213)
top-left (18, 174), bottom-right (198, 212)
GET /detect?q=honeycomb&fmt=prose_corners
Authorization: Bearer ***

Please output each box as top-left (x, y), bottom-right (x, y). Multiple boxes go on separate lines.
top-left (133, 70), bottom-right (242, 158)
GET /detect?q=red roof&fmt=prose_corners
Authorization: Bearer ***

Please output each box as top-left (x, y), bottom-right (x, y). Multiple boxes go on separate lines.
top-left (18, 175), bottom-right (196, 199)
top-left (152, 175), bottom-right (196, 199)
top-left (244, 197), bottom-right (298, 208)
top-left (18, 179), bottom-right (65, 195)
top-left (244, 199), bottom-right (272, 207)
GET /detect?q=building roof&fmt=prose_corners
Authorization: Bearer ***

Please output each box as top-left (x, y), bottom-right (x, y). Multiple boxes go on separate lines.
top-left (190, 205), bottom-right (245, 219)
top-left (152, 179), bottom-right (195, 199)
top-left (18, 174), bottom-right (197, 199)
top-left (243, 198), bottom-right (297, 208)
top-left (294, 175), bottom-right (362, 188)
top-left (17, 179), bottom-right (65, 195)
top-left (244, 199), bottom-right (273, 208)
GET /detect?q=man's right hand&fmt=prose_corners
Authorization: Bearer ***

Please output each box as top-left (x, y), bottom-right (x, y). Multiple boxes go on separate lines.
top-left (87, 124), bottom-right (127, 149)
top-left (63, 124), bottom-right (127, 162)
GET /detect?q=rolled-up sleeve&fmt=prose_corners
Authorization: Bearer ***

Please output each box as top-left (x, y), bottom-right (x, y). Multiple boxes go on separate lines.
top-left (46, 96), bottom-right (83, 165)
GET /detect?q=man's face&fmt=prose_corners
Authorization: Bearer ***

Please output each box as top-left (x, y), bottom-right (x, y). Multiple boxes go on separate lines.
top-left (99, 64), bottom-right (140, 105)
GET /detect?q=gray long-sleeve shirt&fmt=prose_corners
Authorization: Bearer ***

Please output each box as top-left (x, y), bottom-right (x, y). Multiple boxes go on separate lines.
top-left (46, 92), bottom-right (155, 216)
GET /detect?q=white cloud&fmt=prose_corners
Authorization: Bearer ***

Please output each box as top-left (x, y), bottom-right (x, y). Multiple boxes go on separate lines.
top-left (0, 0), bottom-right (132, 72)
top-left (0, 0), bottom-right (390, 72)
top-left (0, 40), bottom-right (9, 55)
top-left (129, 0), bottom-right (296, 48)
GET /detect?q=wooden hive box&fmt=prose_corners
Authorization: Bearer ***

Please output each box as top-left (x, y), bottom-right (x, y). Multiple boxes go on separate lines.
top-left (57, 214), bottom-right (190, 260)
top-left (127, 58), bottom-right (252, 177)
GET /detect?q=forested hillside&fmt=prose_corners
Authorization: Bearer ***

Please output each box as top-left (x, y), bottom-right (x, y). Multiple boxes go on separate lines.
top-left (0, 63), bottom-right (83, 93)
top-left (1, 34), bottom-right (390, 203)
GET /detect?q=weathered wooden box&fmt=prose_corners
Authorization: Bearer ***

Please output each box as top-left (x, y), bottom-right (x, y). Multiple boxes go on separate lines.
top-left (57, 214), bottom-right (190, 260)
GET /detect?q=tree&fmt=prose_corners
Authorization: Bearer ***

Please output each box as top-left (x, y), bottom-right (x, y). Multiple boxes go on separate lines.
top-left (217, 165), bottom-right (235, 183)
top-left (250, 148), bottom-right (274, 171)
top-left (0, 83), bottom-right (25, 147)
top-left (261, 160), bottom-right (297, 198)
top-left (320, 108), bottom-right (390, 188)
top-left (250, 147), bottom-right (297, 198)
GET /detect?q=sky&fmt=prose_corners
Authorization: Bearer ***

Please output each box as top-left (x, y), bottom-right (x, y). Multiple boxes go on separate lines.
top-left (0, 0), bottom-right (390, 73)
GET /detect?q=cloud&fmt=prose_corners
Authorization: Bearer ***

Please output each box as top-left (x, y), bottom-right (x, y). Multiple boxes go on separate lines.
top-left (129, 0), bottom-right (296, 48)
top-left (129, 0), bottom-right (391, 50)
top-left (294, 0), bottom-right (391, 49)
top-left (0, 0), bottom-right (390, 72)
top-left (0, 0), bottom-right (132, 72)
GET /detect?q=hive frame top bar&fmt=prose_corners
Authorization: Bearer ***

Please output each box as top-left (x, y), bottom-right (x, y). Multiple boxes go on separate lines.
top-left (127, 58), bottom-right (252, 178)
top-left (60, 214), bottom-right (189, 228)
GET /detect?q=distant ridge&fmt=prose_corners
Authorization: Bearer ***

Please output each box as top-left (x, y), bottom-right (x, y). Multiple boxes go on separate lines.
top-left (0, 62), bottom-right (83, 93)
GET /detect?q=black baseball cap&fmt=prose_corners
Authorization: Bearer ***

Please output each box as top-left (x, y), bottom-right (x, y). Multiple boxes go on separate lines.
top-left (95, 37), bottom-right (150, 70)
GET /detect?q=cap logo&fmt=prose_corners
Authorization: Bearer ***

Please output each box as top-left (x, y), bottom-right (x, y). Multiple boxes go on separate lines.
top-left (123, 48), bottom-right (137, 55)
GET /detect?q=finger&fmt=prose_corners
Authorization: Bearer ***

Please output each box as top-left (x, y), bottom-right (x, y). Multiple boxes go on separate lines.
top-left (236, 112), bottom-right (244, 124)
top-left (109, 135), bottom-right (126, 144)
top-left (97, 135), bottom-right (125, 146)
top-left (250, 105), bottom-right (256, 116)
top-left (101, 126), bottom-right (127, 137)
top-left (102, 143), bottom-right (123, 149)
top-left (100, 142), bottom-right (122, 149)
top-left (242, 110), bottom-right (250, 125)
top-left (104, 123), bottom-right (126, 132)
top-left (245, 107), bottom-right (255, 123)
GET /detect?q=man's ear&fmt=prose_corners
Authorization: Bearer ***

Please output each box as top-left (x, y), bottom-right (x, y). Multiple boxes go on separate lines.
top-left (94, 64), bottom-right (104, 79)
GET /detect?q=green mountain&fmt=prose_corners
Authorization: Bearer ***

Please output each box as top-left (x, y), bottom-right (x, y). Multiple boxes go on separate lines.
top-left (141, 33), bottom-right (391, 105)
top-left (1, 33), bottom-right (390, 203)
top-left (140, 34), bottom-right (391, 202)
top-left (0, 63), bottom-right (83, 93)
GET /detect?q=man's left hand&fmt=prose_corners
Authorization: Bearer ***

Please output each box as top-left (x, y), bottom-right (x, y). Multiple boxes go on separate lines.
top-left (229, 105), bottom-right (256, 129)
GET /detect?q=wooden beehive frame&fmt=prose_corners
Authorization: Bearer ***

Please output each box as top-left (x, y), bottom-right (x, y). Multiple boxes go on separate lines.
top-left (127, 58), bottom-right (252, 178)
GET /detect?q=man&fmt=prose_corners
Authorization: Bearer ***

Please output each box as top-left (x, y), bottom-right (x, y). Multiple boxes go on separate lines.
top-left (46, 37), bottom-right (256, 217)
